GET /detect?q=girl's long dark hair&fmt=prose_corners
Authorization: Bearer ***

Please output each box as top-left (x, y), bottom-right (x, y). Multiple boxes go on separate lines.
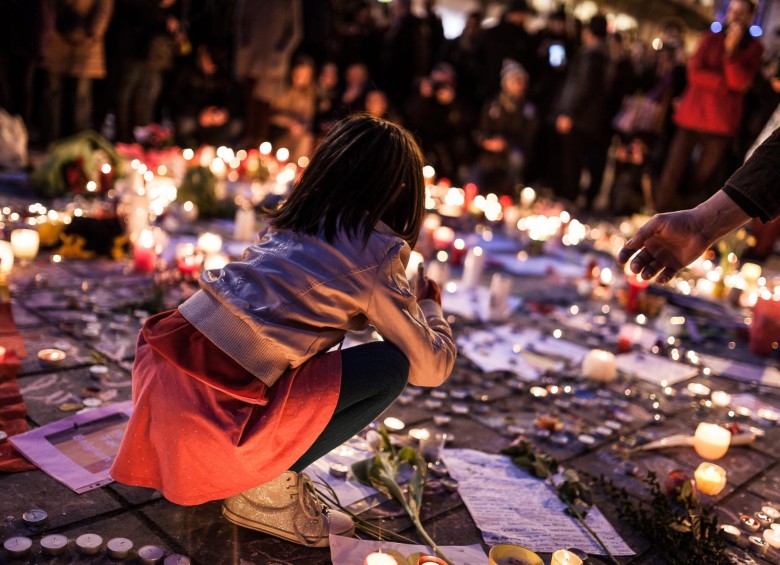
top-left (265, 114), bottom-right (425, 248)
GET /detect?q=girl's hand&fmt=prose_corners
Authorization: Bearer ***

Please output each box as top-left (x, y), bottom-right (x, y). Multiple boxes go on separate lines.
top-left (416, 264), bottom-right (441, 304)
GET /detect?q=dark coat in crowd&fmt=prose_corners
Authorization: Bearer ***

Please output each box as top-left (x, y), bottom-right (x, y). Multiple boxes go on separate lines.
top-left (555, 40), bottom-right (610, 133)
top-left (46, 0), bottom-right (114, 78)
top-left (481, 17), bottom-right (536, 97)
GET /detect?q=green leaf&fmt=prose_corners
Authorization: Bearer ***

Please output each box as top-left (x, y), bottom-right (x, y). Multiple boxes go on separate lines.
top-left (350, 456), bottom-right (376, 487)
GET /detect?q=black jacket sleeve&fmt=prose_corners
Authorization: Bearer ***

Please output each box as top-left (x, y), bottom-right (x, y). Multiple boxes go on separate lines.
top-left (723, 127), bottom-right (780, 222)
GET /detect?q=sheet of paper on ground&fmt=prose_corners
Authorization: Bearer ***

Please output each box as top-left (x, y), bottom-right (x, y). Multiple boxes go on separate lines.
top-left (442, 448), bottom-right (634, 555)
top-left (10, 401), bottom-right (133, 493)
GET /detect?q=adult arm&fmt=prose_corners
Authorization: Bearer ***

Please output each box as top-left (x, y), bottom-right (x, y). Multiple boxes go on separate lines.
top-left (618, 127), bottom-right (780, 282)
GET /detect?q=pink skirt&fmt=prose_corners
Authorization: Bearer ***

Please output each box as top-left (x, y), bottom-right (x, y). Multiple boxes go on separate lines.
top-left (110, 311), bottom-right (341, 505)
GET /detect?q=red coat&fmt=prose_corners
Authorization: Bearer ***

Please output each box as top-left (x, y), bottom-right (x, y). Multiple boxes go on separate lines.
top-left (674, 31), bottom-right (763, 137)
top-left (110, 311), bottom-right (341, 505)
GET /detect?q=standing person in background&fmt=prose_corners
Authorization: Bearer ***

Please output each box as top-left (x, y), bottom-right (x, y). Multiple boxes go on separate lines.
top-left (553, 14), bottom-right (610, 209)
top-left (235, 0), bottom-right (302, 147)
top-left (381, 0), bottom-right (424, 107)
top-left (269, 56), bottom-right (317, 161)
top-left (0, 0), bottom-right (48, 132)
top-left (44, 0), bottom-right (114, 141)
top-left (653, 0), bottom-right (763, 212)
top-left (481, 0), bottom-right (536, 100)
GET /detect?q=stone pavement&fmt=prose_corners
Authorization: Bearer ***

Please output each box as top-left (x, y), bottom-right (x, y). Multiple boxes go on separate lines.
top-left (0, 178), bottom-right (779, 564)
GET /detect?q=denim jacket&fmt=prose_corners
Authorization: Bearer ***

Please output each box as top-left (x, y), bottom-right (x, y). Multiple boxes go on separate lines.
top-left (179, 222), bottom-right (456, 388)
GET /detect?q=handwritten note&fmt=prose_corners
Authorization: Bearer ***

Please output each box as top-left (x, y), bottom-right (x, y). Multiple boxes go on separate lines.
top-left (442, 285), bottom-right (522, 322)
top-left (441, 449), bottom-right (634, 555)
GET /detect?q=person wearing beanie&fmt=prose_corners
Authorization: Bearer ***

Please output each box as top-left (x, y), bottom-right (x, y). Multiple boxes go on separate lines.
top-left (473, 59), bottom-right (536, 195)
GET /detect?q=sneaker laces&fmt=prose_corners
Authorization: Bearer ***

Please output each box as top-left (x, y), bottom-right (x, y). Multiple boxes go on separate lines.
top-left (292, 473), bottom-right (328, 546)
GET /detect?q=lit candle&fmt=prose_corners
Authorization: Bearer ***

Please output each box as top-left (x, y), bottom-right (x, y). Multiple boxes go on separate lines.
top-left (0, 345), bottom-right (6, 363)
top-left (740, 262), bottom-right (762, 284)
top-left (693, 423), bottom-right (731, 460)
top-left (417, 556), bottom-right (448, 564)
top-left (432, 226), bottom-right (455, 250)
top-left (749, 535), bottom-right (768, 556)
top-left (203, 253), bottom-right (229, 271)
top-left (741, 514), bottom-right (761, 532)
top-left (197, 232), bottom-right (223, 255)
top-left (755, 512), bottom-right (772, 528)
top-left (693, 462), bottom-right (727, 495)
top-left (37, 348), bottom-right (67, 365)
top-left (720, 524), bottom-right (741, 543)
top-left (749, 296), bottom-right (780, 356)
top-left (763, 506), bottom-right (780, 521)
top-left (551, 549), bottom-right (584, 565)
top-left (582, 350), bottom-right (617, 383)
top-left (764, 528), bottom-right (780, 549)
top-left (383, 417), bottom-right (405, 431)
top-left (461, 246), bottom-right (485, 288)
top-left (488, 544), bottom-right (544, 565)
top-left (710, 391), bottom-right (731, 408)
top-left (10, 229), bottom-right (39, 262)
top-left (625, 274), bottom-right (649, 314)
top-left (164, 555), bottom-right (191, 565)
top-left (520, 186), bottom-right (536, 209)
top-left (133, 229), bottom-right (157, 273)
top-left (0, 240), bottom-right (14, 276)
top-left (364, 552), bottom-right (398, 565)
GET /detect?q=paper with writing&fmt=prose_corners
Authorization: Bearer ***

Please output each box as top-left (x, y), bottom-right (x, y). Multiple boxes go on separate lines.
top-left (441, 449), bottom-right (634, 555)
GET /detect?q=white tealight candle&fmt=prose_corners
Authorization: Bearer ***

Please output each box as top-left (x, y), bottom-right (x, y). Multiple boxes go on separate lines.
top-left (364, 552), bottom-right (399, 565)
top-left (37, 348), bottom-right (67, 365)
top-left (749, 535), bottom-right (768, 555)
top-left (762, 506), bottom-right (780, 521)
top-left (10, 229), bottom-right (39, 262)
top-left (138, 544), bottom-right (166, 565)
top-left (764, 528), bottom-right (780, 549)
top-left (694, 462), bottom-right (727, 495)
top-left (203, 253), bottom-right (229, 271)
top-left (164, 556), bottom-right (192, 565)
top-left (720, 524), bottom-right (741, 543)
top-left (40, 534), bottom-right (69, 556)
top-left (76, 533), bottom-right (103, 555)
top-left (710, 391), bottom-right (731, 408)
top-left (107, 537), bottom-right (134, 559)
top-left (693, 423), bottom-right (731, 460)
top-left (551, 549), bottom-right (584, 565)
top-left (197, 232), bottom-right (222, 254)
top-left (383, 417), bottom-right (405, 431)
top-left (3, 536), bottom-right (33, 558)
top-left (582, 350), bottom-right (617, 382)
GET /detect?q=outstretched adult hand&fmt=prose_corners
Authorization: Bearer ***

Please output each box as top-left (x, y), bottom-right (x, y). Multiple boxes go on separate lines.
top-left (618, 191), bottom-right (752, 284)
top-left (617, 210), bottom-right (711, 284)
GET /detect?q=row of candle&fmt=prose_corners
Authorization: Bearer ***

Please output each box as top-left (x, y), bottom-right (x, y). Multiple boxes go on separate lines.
top-left (2, 533), bottom-right (186, 563)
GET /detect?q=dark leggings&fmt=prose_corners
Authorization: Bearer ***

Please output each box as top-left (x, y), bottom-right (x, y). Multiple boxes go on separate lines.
top-left (289, 341), bottom-right (409, 472)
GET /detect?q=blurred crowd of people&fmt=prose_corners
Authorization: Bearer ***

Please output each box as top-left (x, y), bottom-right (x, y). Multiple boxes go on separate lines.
top-left (1, 0), bottom-right (779, 214)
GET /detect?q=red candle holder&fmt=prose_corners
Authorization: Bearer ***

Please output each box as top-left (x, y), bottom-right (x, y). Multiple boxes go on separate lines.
top-left (750, 297), bottom-right (780, 356)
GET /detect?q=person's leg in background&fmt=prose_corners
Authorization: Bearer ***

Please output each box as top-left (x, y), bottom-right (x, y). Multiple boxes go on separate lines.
top-left (653, 127), bottom-right (695, 212)
top-left (45, 73), bottom-right (63, 142)
top-left (73, 76), bottom-right (93, 133)
top-left (688, 132), bottom-right (731, 206)
top-left (289, 341), bottom-right (410, 472)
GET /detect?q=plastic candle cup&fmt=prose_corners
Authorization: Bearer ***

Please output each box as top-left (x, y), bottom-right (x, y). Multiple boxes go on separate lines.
top-left (694, 462), bottom-right (727, 496)
top-left (551, 549), bottom-right (584, 565)
top-left (693, 423), bottom-right (731, 460)
top-left (10, 229), bottom-right (39, 262)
